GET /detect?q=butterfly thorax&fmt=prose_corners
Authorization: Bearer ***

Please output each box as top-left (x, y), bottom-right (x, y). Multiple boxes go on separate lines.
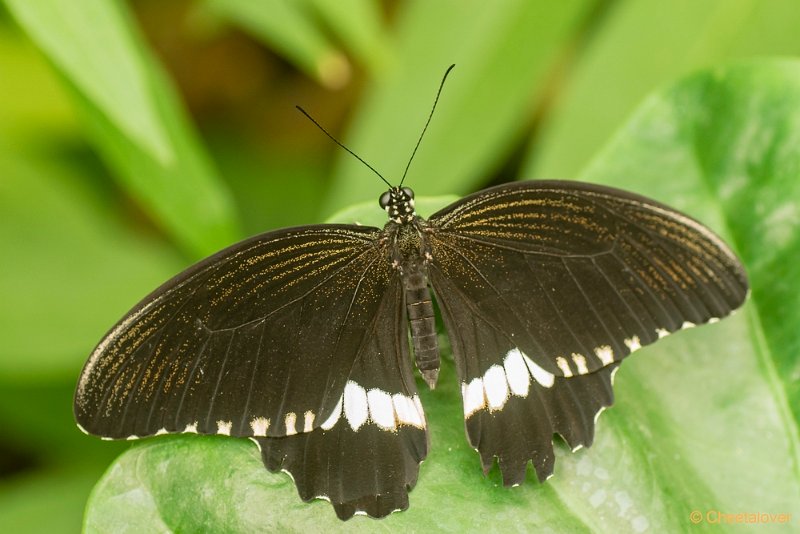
top-left (380, 187), bottom-right (440, 388)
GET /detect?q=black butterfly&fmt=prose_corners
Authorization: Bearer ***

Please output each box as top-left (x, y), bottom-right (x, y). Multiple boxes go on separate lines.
top-left (74, 67), bottom-right (748, 520)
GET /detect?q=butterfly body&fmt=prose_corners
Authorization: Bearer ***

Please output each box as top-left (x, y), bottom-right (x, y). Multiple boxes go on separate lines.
top-left (75, 180), bottom-right (748, 520)
top-left (381, 186), bottom-right (442, 387)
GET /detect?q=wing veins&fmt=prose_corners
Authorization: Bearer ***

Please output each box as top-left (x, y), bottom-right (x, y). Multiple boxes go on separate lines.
top-left (432, 238), bottom-right (540, 354)
top-left (434, 230), bottom-right (618, 258)
top-left (636, 231), bottom-right (728, 315)
top-left (204, 330), bottom-right (238, 430)
top-left (201, 243), bottom-right (380, 335)
top-left (319, 251), bottom-right (389, 420)
top-left (332, 249), bottom-right (385, 364)
top-left (579, 256), bottom-right (650, 340)
top-left (99, 276), bottom-right (209, 426)
top-left (239, 319), bottom-right (268, 433)
top-left (525, 256), bottom-right (597, 363)
top-left (559, 256), bottom-right (628, 357)
top-left (621, 234), bottom-right (706, 321)
top-left (264, 249), bottom-right (389, 436)
top-left (173, 333), bottom-right (213, 428)
top-left (98, 314), bottom-right (176, 434)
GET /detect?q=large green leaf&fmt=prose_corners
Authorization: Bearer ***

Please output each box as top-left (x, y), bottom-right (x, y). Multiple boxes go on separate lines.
top-left (83, 61), bottom-right (800, 531)
top-left (3, 0), bottom-right (240, 258)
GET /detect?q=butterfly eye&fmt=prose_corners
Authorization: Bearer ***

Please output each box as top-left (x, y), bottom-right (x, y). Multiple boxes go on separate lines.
top-left (401, 187), bottom-right (414, 199)
top-left (379, 190), bottom-right (392, 209)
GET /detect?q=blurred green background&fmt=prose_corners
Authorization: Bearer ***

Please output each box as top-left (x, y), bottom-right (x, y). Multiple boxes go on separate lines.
top-left (1, 1), bottom-right (800, 532)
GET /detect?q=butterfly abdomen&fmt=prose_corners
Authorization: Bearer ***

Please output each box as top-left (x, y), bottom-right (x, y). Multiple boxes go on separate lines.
top-left (403, 263), bottom-right (439, 388)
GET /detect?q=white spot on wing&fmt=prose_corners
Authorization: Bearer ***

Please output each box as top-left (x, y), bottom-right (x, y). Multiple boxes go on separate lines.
top-left (155, 428), bottom-right (168, 436)
top-left (216, 420), bottom-right (232, 436)
top-left (594, 345), bottom-right (614, 366)
top-left (367, 389), bottom-right (396, 430)
top-left (320, 395), bottom-right (343, 430)
top-left (126, 435), bottom-right (139, 441)
top-left (624, 336), bottom-right (641, 352)
top-left (343, 380), bottom-right (368, 431)
top-left (556, 356), bottom-right (573, 377)
top-left (503, 348), bottom-right (531, 397)
top-left (522, 352), bottom-right (555, 388)
top-left (76, 424), bottom-right (89, 435)
top-left (483, 365), bottom-right (510, 410)
top-left (656, 328), bottom-right (669, 339)
top-left (412, 395), bottom-right (426, 426)
top-left (393, 393), bottom-right (423, 428)
top-left (250, 417), bottom-right (270, 437)
top-left (572, 353), bottom-right (589, 375)
top-left (708, 317), bottom-right (720, 324)
top-left (462, 377), bottom-right (485, 417)
top-left (303, 411), bottom-right (315, 433)
top-left (681, 321), bottom-right (696, 329)
top-left (184, 422), bottom-right (198, 434)
top-left (285, 412), bottom-right (297, 436)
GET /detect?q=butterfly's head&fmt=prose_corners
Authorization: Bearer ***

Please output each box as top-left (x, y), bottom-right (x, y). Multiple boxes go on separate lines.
top-left (380, 186), bottom-right (416, 224)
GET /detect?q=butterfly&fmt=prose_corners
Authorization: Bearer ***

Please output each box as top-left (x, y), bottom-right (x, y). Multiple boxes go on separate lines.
top-left (74, 66), bottom-right (749, 520)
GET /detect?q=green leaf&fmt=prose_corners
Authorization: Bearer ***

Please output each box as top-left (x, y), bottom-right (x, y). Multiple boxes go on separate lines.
top-left (0, 29), bottom-right (76, 137)
top-left (0, 467), bottom-right (108, 534)
top-left (0, 381), bottom-right (128, 464)
top-left (3, 0), bottom-right (240, 257)
top-left (207, 0), bottom-right (351, 88)
top-left (305, 0), bottom-right (388, 72)
top-left (0, 140), bottom-right (183, 381)
top-left (523, 0), bottom-right (800, 181)
top-left (83, 61), bottom-right (800, 530)
top-left (4, 0), bottom-right (172, 164)
top-left (323, 0), bottom-right (594, 215)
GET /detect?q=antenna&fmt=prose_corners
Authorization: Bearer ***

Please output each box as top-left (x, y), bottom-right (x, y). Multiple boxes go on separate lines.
top-left (400, 64), bottom-right (455, 186)
top-left (296, 64), bottom-right (455, 189)
top-left (295, 105), bottom-right (392, 188)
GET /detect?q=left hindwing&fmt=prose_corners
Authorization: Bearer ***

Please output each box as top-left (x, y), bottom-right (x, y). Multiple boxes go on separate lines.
top-left (425, 180), bottom-right (748, 483)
